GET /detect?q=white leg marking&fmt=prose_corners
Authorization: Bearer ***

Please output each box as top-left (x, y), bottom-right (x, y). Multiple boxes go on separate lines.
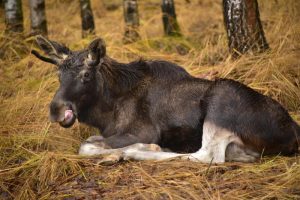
top-left (79, 142), bottom-right (188, 161)
top-left (79, 143), bottom-right (102, 156)
top-left (188, 121), bottom-right (242, 163)
top-left (79, 143), bottom-right (120, 156)
top-left (85, 135), bottom-right (104, 143)
top-left (122, 149), bottom-right (188, 161)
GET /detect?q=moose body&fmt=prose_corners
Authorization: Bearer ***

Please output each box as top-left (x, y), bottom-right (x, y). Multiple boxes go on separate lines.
top-left (32, 36), bottom-right (300, 163)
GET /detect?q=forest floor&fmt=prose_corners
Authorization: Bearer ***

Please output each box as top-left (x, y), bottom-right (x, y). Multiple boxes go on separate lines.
top-left (0, 0), bottom-right (300, 199)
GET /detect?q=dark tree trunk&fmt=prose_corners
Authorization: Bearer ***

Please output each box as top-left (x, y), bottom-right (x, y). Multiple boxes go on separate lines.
top-left (223, 0), bottom-right (269, 57)
top-left (79, 0), bottom-right (95, 38)
top-left (161, 0), bottom-right (181, 36)
top-left (123, 0), bottom-right (140, 43)
top-left (29, 0), bottom-right (47, 36)
top-left (4, 0), bottom-right (23, 33)
top-left (0, 1), bottom-right (4, 19)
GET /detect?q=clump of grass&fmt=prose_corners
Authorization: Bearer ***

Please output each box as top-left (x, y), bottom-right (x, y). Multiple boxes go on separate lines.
top-left (0, 33), bottom-right (31, 61)
top-left (0, 0), bottom-right (299, 199)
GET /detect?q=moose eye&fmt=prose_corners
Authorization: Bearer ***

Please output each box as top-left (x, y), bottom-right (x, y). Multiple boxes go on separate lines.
top-left (80, 70), bottom-right (91, 83)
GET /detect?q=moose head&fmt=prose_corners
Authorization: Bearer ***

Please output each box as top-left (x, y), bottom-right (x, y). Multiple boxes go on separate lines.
top-left (32, 36), bottom-right (106, 128)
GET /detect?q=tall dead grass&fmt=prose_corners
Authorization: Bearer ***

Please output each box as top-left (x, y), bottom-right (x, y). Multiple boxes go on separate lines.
top-left (0, 0), bottom-right (299, 199)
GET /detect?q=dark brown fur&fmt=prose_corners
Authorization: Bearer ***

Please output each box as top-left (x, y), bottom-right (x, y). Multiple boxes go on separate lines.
top-left (32, 36), bottom-right (300, 155)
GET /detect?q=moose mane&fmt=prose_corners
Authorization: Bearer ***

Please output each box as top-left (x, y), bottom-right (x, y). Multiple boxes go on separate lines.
top-left (98, 57), bottom-right (147, 97)
top-left (98, 56), bottom-right (191, 97)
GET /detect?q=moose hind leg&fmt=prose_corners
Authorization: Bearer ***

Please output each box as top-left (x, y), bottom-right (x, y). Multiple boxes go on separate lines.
top-left (188, 121), bottom-right (238, 163)
top-left (225, 143), bottom-right (260, 162)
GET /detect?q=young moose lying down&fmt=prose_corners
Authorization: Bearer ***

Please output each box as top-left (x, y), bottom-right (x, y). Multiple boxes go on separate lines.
top-left (32, 36), bottom-right (300, 163)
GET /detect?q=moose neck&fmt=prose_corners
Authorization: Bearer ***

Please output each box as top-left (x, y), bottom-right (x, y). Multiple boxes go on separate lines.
top-left (78, 56), bottom-right (146, 132)
top-left (99, 56), bottom-right (145, 98)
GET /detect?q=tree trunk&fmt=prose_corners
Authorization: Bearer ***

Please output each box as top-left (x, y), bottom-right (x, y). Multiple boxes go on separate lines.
top-left (161, 0), bottom-right (181, 36)
top-left (29, 0), bottom-right (47, 36)
top-left (0, 1), bottom-right (4, 20)
top-left (223, 0), bottom-right (269, 57)
top-left (123, 0), bottom-right (140, 43)
top-left (4, 0), bottom-right (23, 33)
top-left (79, 0), bottom-right (95, 38)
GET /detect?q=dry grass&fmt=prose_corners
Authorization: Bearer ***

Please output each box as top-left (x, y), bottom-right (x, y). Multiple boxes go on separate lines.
top-left (0, 0), bottom-right (300, 199)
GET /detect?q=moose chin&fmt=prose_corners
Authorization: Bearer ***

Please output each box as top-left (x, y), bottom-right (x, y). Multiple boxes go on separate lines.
top-left (31, 35), bottom-right (300, 163)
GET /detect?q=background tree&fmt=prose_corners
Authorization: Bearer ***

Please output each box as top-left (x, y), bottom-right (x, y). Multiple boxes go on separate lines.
top-left (79, 0), bottom-right (95, 38)
top-left (4, 0), bottom-right (23, 33)
top-left (123, 0), bottom-right (140, 43)
top-left (0, 1), bottom-right (4, 22)
top-left (223, 0), bottom-right (269, 57)
top-left (161, 0), bottom-right (181, 36)
top-left (29, 0), bottom-right (47, 36)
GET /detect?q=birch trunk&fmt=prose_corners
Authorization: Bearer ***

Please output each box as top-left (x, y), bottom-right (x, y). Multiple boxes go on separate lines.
top-left (80, 0), bottom-right (95, 38)
top-left (123, 0), bottom-right (140, 43)
top-left (161, 0), bottom-right (181, 36)
top-left (4, 0), bottom-right (23, 33)
top-left (223, 0), bottom-right (269, 57)
top-left (29, 0), bottom-right (47, 36)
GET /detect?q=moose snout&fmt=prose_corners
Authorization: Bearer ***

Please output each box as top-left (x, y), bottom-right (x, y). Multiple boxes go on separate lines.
top-left (49, 98), bottom-right (77, 128)
top-left (49, 99), bottom-right (67, 122)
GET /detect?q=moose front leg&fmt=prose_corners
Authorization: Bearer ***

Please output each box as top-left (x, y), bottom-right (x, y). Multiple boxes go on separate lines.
top-left (84, 122), bottom-right (159, 149)
top-left (79, 142), bottom-right (163, 164)
top-left (79, 128), bottom-right (160, 156)
top-left (79, 140), bottom-right (190, 162)
top-left (79, 123), bottom-right (160, 164)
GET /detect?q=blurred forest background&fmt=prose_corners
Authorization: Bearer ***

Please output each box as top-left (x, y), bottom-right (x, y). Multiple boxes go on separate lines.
top-left (0, 0), bottom-right (300, 199)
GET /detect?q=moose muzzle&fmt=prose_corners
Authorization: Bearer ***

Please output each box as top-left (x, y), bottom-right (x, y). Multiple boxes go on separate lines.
top-left (49, 98), bottom-right (77, 128)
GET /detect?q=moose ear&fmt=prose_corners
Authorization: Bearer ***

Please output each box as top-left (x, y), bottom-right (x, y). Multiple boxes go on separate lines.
top-left (86, 38), bottom-right (106, 66)
top-left (31, 35), bottom-right (70, 65)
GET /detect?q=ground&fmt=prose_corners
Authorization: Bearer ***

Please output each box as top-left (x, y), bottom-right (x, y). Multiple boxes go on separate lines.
top-left (0, 0), bottom-right (300, 199)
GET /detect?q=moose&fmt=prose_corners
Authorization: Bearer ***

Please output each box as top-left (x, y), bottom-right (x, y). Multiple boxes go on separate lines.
top-left (31, 36), bottom-right (300, 163)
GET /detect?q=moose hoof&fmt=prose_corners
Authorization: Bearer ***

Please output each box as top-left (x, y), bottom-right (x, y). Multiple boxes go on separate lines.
top-left (187, 151), bottom-right (216, 163)
top-left (148, 144), bottom-right (162, 152)
top-left (97, 153), bottom-right (122, 165)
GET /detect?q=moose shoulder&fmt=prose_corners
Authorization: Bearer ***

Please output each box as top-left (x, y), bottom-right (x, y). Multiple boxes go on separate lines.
top-left (32, 36), bottom-right (300, 163)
